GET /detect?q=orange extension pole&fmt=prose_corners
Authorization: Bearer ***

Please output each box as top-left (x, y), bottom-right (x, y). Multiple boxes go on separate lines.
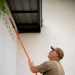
top-left (9, 18), bottom-right (38, 75)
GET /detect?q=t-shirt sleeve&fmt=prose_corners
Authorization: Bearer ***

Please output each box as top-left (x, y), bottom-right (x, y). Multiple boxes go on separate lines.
top-left (36, 61), bottom-right (53, 73)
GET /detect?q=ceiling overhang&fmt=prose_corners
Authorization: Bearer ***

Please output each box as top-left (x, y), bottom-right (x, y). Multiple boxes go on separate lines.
top-left (6, 0), bottom-right (42, 33)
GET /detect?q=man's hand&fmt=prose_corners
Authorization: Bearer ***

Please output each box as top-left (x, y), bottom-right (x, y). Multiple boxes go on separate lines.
top-left (28, 60), bottom-right (34, 67)
top-left (28, 60), bottom-right (38, 73)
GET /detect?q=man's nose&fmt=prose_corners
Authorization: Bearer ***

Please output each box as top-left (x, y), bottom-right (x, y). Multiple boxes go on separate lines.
top-left (49, 52), bottom-right (50, 54)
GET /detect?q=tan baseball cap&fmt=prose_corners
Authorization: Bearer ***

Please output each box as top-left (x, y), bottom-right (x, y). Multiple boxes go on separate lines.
top-left (51, 46), bottom-right (64, 59)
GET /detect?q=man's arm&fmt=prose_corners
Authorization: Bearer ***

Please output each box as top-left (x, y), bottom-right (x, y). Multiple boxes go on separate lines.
top-left (28, 60), bottom-right (39, 73)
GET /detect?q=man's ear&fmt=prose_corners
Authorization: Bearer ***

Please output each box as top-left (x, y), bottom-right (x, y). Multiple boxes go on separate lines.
top-left (53, 56), bottom-right (59, 60)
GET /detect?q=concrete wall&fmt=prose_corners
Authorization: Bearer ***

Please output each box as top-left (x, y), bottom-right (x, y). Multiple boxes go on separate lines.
top-left (0, 5), bottom-right (18, 75)
top-left (17, 0), bottom-right (75, 75)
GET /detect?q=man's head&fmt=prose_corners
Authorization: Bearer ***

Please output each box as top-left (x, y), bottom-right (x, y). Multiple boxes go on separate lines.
top-left (48, 46), bottom-right (64, 61)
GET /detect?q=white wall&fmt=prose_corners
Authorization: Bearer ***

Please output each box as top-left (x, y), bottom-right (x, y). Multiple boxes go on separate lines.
top-left (17, 0), bottom-right (75, 75)
top-left (0, 6), bottom-right (17, 75)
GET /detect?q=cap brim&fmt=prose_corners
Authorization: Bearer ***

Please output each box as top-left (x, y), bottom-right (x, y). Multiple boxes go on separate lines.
top-left (51, 46), bottom-right (55, 50)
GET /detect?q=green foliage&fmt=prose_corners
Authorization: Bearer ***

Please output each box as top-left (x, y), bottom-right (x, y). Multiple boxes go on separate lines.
top-left (0, 11), bottom-right (2, 18)
top-left (0, 0), bottom-right (9, 14)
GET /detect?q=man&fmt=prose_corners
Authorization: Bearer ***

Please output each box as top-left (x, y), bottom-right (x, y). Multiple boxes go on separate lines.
top-left (28, 46), bottom-right (65, 75)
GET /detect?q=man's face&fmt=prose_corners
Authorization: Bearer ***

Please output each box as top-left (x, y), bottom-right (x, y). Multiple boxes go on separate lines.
top-left (48, 50), bottom-right (59, 60)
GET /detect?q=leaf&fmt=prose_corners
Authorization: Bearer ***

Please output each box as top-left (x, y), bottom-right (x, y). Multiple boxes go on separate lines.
top-left (0, 0), bottom-right (9, 14)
